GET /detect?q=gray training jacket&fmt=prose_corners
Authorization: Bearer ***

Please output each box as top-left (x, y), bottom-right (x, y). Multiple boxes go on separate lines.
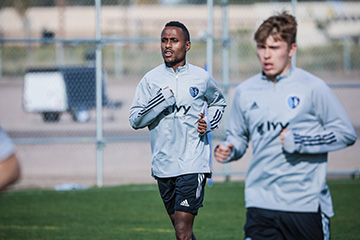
top-left (129, 62), bottom-right (226, 178)
top-left (220, 67), bottom-right (356, 217)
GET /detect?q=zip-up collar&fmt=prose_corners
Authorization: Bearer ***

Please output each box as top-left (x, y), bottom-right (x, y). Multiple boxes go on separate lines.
top-left (261, 65), bottom-right (295, 83)
top-left (164, 61), bottom-right (189, 74)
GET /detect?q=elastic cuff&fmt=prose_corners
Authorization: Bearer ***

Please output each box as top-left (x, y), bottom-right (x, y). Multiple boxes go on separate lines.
top-left (162, 88), bottom-right (173, 99)
top-left (204, 116), bottom-right (211, 133)
top-left (283, 130), bottom-right (297, 153)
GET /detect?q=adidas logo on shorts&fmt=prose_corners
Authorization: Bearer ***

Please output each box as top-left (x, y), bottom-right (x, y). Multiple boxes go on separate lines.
top-left (180, 199), bottom-right (190, 207)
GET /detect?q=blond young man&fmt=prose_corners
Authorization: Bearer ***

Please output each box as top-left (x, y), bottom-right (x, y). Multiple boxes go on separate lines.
top-left (215, 12), bottom-right (356, 240)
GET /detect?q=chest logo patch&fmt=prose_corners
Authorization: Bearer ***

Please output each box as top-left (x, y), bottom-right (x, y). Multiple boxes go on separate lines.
top-left (189, 87), bottom-right (199, 98)
top-left (286, 95), bottom-right (300, 109)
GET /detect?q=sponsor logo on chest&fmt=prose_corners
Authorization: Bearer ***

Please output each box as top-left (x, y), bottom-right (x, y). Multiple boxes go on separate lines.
top-left (257, 121), bottom-right (289, 136)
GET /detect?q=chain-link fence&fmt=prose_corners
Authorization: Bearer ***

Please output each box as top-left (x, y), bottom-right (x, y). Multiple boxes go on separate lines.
top-left (0, 0), bottom-right (359, 190)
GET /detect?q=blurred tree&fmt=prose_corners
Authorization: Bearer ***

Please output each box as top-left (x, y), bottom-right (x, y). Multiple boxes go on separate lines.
top-left (12, 0), bottom-right (33, 65)
top-left (13, 0), bottom-right (32, 38)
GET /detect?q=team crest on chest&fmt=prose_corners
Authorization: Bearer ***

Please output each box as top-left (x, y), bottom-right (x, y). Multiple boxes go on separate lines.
top-left (286, 94), bottom-right (300, 109)
top-left (189, 87), bottom-right (199, 98)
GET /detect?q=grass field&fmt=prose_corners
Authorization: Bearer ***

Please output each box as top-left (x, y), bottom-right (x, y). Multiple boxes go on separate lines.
top-left (0, 179), bottom-right (359, 240)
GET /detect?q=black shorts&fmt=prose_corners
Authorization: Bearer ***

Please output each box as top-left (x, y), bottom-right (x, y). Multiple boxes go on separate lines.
top-left (156, 173), bottom-right (208, 216)
top-left (244, 207), bottom-right (330, 240)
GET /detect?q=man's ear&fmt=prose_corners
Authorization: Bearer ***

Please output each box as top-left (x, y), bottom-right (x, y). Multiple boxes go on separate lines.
top-left (185, 41), bottom-right (191, 52)
top-left (289, 42), bottom-right (297, 57)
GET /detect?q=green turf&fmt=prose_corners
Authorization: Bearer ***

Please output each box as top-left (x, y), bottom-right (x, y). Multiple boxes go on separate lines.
top-left (0, 179), bottom-right (359, 239)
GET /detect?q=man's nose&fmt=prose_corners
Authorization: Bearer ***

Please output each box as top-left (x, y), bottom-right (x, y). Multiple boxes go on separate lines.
top-left (264, 48), bottom-right (270, 58)
top-left (165, 41), bottom-right (171, 48)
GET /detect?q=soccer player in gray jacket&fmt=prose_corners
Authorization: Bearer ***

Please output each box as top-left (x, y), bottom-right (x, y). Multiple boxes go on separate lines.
top-left (130, 21), bottom-right (226, 240)
top-left (215, 12), bottom-right (356, 240)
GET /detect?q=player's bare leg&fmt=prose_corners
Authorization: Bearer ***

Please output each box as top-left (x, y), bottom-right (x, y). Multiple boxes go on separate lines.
top-left (169, 211), bottom-right (196, 240)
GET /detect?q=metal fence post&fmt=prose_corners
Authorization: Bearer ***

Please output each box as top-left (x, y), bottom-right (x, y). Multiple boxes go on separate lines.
top-left (206, 0), bottom-right (214, 76)
top-left (292, 0), bottom-right (297, 67)
top-left (0, 44), bottom-right (2, 78)
top-left (95, 0), bottom-right (104, 187)
top-left (221, 0), bottom-right (231, 182)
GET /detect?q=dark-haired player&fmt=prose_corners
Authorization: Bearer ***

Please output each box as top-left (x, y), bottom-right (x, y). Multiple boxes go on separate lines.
top-left (130, 21), bottom-right (226, 240)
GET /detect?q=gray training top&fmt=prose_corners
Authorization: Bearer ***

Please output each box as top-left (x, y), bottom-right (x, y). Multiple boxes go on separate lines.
top-left (130, 62), bottom-right (226, 178)
top-left (220, 66), bottom-right (356, 217)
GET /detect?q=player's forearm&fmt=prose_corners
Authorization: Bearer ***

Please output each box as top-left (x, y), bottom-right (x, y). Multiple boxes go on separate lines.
top-left (206, 107), bottom-right (225, 132)
top-left (130, 89), bottom-right (176, 129)
top-left (282, 129), bottom-right (356, 154)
